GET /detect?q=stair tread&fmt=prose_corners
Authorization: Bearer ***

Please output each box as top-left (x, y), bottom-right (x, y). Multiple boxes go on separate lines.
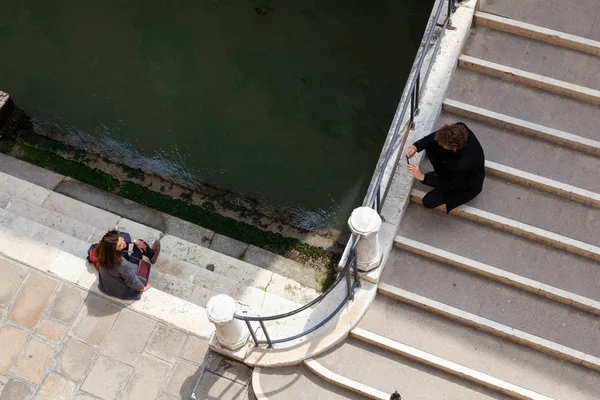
top-left (447, 68), bottom-right (600, 142)
top-left (383, 248), bottom-right (600, 358)
top-left (359, 296), bottom-right (600, 399)
top-left (436, 113), bottom-right (600, 193)
top-left (464, 27), bottom-right (600, 91)
top-left (398, 203), bottom-right (600, 303)
top-left (313, 337), bottom-right (508, 399)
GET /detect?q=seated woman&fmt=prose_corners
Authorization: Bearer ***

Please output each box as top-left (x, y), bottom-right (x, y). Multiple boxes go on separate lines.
top-left (95, 230), bottom-right (156, 300)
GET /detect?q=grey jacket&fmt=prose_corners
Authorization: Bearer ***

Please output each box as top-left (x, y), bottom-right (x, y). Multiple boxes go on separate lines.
top-left (98, 259), bottom-right (145, 300)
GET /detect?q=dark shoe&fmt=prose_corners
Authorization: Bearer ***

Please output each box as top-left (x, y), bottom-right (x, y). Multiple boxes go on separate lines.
top-left (151, 240), bottom-right (161, 264)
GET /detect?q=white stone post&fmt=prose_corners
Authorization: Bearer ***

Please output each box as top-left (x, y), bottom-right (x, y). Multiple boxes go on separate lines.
top-left (348, 207), bottom-right (382, 271)
top-left (206, 294), bottom-right (249, 350)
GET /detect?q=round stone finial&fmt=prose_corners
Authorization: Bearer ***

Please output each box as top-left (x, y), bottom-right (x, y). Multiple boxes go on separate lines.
top-left (348, 206), bottom-right (382, 235)
top-left (206, 294), bottom-right (237, 325)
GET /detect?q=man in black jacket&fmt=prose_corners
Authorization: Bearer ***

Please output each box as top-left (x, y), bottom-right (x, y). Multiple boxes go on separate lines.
top-left (404, 122), bottom-right (485, 213)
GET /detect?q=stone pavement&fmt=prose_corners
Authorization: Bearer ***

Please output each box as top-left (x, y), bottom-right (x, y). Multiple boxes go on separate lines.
top-left (0, 255), bottom-right (254, 400)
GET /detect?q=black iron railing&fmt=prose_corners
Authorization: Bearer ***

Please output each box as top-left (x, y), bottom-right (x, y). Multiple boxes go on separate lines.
top-left (235, 0), bottom-right (457, 348)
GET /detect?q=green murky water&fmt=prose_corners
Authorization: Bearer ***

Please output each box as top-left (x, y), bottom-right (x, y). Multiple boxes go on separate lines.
top-left (0, 0), bottom-right (433, 229)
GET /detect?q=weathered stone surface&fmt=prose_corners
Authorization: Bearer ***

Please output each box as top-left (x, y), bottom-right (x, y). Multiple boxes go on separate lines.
top-left (73, 394), bottom-right (97, 400)
top-left (209, 234), bottom-right (248, 259)
top-left (101, 309), bottom-right (156, 365)
top-left (0, 324), bottom-right (28, 374)
top-left (47, 284), bottom-right (86, 325)
top-left (7, 273), bottom-right (58, 329)
top-left (70, 294), bottom-right (120, 347)
top-left (34, 317), bottom-right (67, 343)
top-left (182, 335), bottom-right (210, 364)
top-left (0, 378), bottom-right (32, 400)
top-left (56, 338), bottom-right (97, 382)
top-left (206, 354), bottom-right (252, 385)
top-left (145, 323), bottom-right (187, 363)
top-left (193, 371), bottom-right (247, 400)
top-left (42, 191), bottom-right (120, 231)
top-left (12, 337), bottom-right (53, 385)
top-left (36, 373), bottom-right (76, 400)
top-left (123, 354), bottom-right (171, 400)
top-left (0, 259), bottom-right (26, 309)
top-left (81, 356), bottom-right (133, 400)
top-left (0, 153), bottom-right (64, 190)
top-left (164, 360), bottom-right (201, 397)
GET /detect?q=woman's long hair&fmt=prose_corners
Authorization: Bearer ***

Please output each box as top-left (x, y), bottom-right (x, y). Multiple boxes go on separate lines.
top-left (96, 230), bottom-right (123, 269)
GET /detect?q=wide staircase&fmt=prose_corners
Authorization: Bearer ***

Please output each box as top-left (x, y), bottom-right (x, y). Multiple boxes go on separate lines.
top-left (253, 1), bottom-right (600, 399)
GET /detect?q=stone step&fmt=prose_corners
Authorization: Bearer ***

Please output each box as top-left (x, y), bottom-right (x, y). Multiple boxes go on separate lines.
top-left (252, 365), bottom-right (366, 400)
top-left (410, 189), bottom-right (600, 262)
top-left (473, 11), bottom-right (600, 57)
top-left (310, 337), bottom-right (509, 399)
top-left (381, 248), bottom-right (600, 364)
top-left (414, 172), bottom-right (600, 244)
top-left (5, 195), bottom-right (102, 243)
top-left (458, 55), bottom-right (600, 106)
top-left (463, 25), bottom-right (600, 90)
top-left (394, 236), bottom-right (600, 316)
top-left (358, 296), bottom-right (600, 399)
top-left (398, 203), bottom-right (600, 305)
top-left (446, 68), bottom-right (600, 142)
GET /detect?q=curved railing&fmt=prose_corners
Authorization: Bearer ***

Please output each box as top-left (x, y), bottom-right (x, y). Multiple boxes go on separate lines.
top-left (235, 0), bottom-right (457, 347)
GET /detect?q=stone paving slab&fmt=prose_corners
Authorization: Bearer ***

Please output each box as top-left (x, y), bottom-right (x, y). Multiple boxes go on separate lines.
top-left (0, 153), bottom-right (64, 190)
top-left (0, 254), bottom-right (254, 400)
top-left (42, 191), bottom-right (121, 232)
top-left (0, 171), bottom-right (50, 207)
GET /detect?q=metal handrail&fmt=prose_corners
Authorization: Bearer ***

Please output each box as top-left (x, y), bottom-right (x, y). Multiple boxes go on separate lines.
top-left (234, 0), bottom-right (457, 348)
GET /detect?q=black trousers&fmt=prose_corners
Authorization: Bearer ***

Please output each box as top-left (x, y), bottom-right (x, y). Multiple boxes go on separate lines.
top-left (422, 188), bottom-right (445, 209)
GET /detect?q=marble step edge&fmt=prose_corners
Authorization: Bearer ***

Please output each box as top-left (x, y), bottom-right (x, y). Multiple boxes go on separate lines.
top-left (485, 160), bottom-right (600, 208)
top-left (0, 205), bottom-right (317, 306)
top-left (378, 283), bottom-right (600, 372)
top-left (351, 328), bottom-right (554, 400)
top-left (0, 226), bottom-right (215, 339)
top-left (394, 235), bottom-right (600, 316)
top-left (457, 54), bottom-right (600, 106)
top-left (474, 11), bottom-right (600, 57)
top-left (410, 189), bottom-right (600, 262)
top-left (442, 99), bottom-right (600, 157)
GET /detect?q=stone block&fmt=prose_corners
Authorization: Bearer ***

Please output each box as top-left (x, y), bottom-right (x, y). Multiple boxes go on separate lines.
top-left (7, 273), bottom-right (58, 329)
top-left (80, 356), bottom-right (133, 400)
top-left (36, 373), bottom-right (76, 400)
top-left (164, 360), bottom-right (202, 398)
top-left (182, 335), bottom-right (210, 364)
top-left (145, 323), bottom-right (187, 363)
top-left (0, 172), bottom-right (50, 206)
top-left (0, 324), bottom-right (29, 374)
top-left (42, 191), bottom-right (120, 231)
top-left (48, 251), bottom-right (88, 284)
top-left (34, 317), bottom-right (67, 343)
top-left (56, 338), bottom-right (97, 383)
top-left (205, 354), bottom-right (252, 385)
top-left (12, 337), bottom-right (53, 385)
top-left (0, 258), bottom-right (27, 308)
top-left (47, 284), bottom-right (86, 325)
top-left (101, 309), bottom-right (156, 365)
top-left (0, 229), bottom-right (60, 272)
top-left (209, 234), bottom-right (249, 259)
top-left (0, 378), bottom-right (32, 400)
top-left (123, 353), bottom-right (171, 400)
top-left (73, 394), bottom-right (97, 400)
top-left (70, 294), bottom-right (121, 347)
top-left (0, 153), bottom-right (64, 190)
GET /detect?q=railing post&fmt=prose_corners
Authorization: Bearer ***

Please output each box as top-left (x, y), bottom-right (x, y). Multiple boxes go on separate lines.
top-left (206, 294), bottom-right (250, 350)
top-left (348, 207), bottom-right (382, 272)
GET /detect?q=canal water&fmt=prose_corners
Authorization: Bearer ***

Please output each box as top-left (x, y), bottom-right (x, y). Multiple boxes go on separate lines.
top-left (0, 0), bottom-right (433, 230)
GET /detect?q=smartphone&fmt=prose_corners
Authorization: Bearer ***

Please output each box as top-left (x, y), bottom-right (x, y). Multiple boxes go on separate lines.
top-left (406, 156), bottom-right (410, 165)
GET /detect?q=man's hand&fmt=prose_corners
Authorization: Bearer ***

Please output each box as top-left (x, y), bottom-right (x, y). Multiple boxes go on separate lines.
top-left (404, 145), bottom-right (417, 159)
top-left (141, 283), bottom-right (152, 292)
top-left (406, 165), bottom-right (425, 181)
top-left (135, 239), bottom-right (147, 252)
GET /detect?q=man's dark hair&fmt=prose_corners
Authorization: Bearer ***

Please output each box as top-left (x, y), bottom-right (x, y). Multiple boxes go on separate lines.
top-left (434, 123), bottom-right (468, 150)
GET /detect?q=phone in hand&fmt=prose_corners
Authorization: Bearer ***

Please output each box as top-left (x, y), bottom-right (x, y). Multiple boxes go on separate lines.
top-left (406, 156), bottom-right (410, 165)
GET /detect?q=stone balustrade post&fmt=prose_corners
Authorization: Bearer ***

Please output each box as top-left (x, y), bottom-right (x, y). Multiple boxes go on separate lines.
top-left (206, 294), bottom-right (249, 350)
top-left (348, 207), bottom-right (383, 271)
